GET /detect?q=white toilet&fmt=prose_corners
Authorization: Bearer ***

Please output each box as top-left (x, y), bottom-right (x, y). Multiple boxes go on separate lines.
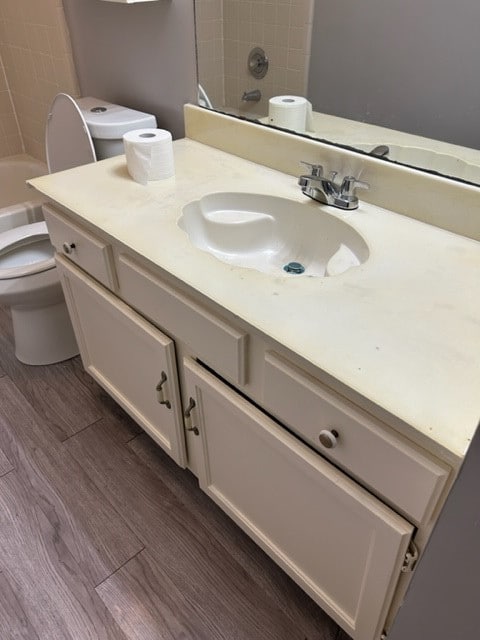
top-left (0, 93), bottom-right (156, 365)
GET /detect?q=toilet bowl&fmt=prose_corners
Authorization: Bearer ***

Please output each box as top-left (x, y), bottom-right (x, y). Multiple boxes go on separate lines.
top-left (0, 222), bottom-right (78, 364)
top-left (0, 94), bottom-right (157, 365)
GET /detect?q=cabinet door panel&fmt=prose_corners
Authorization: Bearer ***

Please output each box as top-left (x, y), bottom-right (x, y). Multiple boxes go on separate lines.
top-left (57, 256), bottom-right (186, 466)
top-left (185, 358), bottom-right (413, 640)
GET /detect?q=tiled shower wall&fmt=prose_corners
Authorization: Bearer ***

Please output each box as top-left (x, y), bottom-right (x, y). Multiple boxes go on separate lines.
top-left (196, 0), bottom-right (314, 117)
top-left (0, 50), bottom-right (21, 157)
top-left (0, 0), bottom-right (79, 161)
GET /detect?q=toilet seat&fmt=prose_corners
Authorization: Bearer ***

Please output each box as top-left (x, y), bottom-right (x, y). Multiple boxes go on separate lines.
top-left (46, 93), bottom-right (96, 173)
top-left (0, 221), bottom-right (55, 280)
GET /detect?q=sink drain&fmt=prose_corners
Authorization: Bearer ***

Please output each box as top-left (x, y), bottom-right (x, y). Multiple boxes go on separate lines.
top-left (283, 261), bottom-right (305, 274)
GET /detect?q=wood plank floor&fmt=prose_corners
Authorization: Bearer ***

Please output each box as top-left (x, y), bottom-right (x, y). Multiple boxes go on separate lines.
top-left (0, 303), bottom-right (348, 640)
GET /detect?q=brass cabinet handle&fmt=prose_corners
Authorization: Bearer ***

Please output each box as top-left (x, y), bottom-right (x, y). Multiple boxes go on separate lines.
top-left (184, 397), bottom-right (195, 418)
top-left (184, 397), bottom-right (199, 436)
top-left (155, 371), bottom-right (171, 409)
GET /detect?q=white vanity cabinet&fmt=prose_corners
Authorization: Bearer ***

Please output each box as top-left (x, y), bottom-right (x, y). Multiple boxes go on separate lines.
top-left (43, 203), bottom-right (452, 640)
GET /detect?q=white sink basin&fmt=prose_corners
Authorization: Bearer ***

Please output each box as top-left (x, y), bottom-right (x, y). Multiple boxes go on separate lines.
top-left (178, 193), bottom-right (369, 277)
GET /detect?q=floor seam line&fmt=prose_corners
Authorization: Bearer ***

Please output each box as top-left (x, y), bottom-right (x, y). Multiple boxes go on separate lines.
top-left (61, 416), bottom-right (104, 443)
top-left (124, 432), bottom-right (143, 445)
top-left (93, 546), bottom-right (146, 590)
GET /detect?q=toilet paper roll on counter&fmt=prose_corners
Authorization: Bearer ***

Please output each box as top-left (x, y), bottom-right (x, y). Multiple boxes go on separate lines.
top-left (268, 96), bottom-right (314, 133)
top-left (123, 128), bottom-right (174, 185)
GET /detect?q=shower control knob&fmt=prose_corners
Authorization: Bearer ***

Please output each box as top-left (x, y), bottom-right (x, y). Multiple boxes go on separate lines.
top-left (62, 242), bottom-right (76, 255)
top-left (318, 429), bottom-right (339, 449)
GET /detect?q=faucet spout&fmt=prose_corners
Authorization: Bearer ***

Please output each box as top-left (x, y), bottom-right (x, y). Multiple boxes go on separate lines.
top-left (242, 89), bottom-right (261, 102)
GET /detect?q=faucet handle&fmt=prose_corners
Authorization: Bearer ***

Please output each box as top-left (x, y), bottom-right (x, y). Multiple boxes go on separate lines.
top-left (340, 175), bottom-right (369, 197)
top-left (300, 161), bottom-right (324, 177)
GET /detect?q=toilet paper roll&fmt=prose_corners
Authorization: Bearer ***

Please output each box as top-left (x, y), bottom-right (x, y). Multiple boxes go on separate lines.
top-left (268, 96), bottom-right (314, 133)
top-left (123, 128), bottom-right (174, 185)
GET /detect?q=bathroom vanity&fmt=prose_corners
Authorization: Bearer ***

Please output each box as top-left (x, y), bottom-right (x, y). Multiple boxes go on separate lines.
top-left (29, 108), bottom-right (480, 640)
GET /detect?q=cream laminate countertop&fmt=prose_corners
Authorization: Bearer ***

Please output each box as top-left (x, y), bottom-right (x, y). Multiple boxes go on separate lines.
top-left (29, 139), bottom-right (480, 461)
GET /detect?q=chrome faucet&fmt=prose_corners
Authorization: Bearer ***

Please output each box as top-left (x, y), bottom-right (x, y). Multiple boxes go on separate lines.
top-left (298, 162), bottom-right (369, 210)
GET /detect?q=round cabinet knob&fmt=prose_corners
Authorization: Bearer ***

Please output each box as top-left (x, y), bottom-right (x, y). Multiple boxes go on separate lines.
top-left (62, 242), bottom-right (76, 255)
top-left (318, 429), bottom-right (339, 449)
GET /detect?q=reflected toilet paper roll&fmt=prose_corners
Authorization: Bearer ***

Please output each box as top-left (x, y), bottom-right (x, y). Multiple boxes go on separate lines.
top-left (123, 128), bottom-right (175, 185)
top-left (268, 96), bottom-right (314, 133)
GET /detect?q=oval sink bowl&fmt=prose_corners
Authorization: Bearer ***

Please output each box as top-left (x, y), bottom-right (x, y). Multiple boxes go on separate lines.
top-left (178, 193), bottom-right (369, 277)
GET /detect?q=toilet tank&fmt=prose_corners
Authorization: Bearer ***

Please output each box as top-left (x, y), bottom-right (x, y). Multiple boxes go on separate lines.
top-left (77, 97), bottom-right (157, 160)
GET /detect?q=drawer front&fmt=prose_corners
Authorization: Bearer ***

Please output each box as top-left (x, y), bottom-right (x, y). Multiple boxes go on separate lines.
top-left (43, 204), bottom-right (116, 290)
top-left (117, 253), bottom-right (248, 386)
top-left (263, 352), bottom-right (449, 525)
top-left (185, 358), bottom-right (413, 640)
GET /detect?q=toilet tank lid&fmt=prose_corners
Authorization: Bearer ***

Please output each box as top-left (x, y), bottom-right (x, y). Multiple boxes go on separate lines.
top-left (77, 97), bottom-right (157, 139)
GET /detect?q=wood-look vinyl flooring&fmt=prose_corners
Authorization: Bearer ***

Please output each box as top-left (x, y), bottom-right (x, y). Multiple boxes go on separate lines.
top-left (0, 303), bottom-right (348, 640)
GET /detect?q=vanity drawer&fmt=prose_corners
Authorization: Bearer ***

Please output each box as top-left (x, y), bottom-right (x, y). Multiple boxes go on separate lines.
top-left (43, 204), bottom-right (116, 291)
top-left (263, 352), bottom-right (449, 525)
top-left (117, 253), bottom-right (248, 385)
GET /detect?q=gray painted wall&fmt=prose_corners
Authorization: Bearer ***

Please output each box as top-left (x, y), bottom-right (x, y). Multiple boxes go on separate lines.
top-left (389, 423), bottom-right (480, 640)
top-left (63, 0), bottom-right (197, 140)
top-left (308, 0), bottom-right (480, 149)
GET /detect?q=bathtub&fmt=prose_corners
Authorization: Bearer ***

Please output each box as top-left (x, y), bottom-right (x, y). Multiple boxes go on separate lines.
top-left (0, 154), bottom-right (48, 233)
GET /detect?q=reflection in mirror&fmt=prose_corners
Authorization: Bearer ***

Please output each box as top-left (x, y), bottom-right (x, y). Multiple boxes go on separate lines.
top-left (195, 0), bottom-right (480, 186)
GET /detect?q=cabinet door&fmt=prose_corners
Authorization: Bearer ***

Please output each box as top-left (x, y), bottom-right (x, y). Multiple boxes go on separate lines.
top-left (57, 256), bottom-right (186, 467)
top-left (184, 358), bottom-right (414, 640)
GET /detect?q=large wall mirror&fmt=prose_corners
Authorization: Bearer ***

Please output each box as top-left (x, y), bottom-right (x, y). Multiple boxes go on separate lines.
top-left (195, 0), bottom-right (480, 186)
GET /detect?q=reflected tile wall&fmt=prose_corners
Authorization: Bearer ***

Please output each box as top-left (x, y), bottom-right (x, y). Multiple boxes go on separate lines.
top-left (196, 0), bottom-right (314, 117)
top-left (0, 51), bottom-right (22, 157)
top-left (0, 0), bottom-right (79, 161)
top-left (196, 0), bottom-right (225, 108)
